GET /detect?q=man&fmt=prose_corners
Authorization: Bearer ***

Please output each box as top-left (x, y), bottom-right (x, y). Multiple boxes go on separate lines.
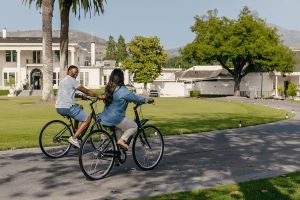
top-left (55, 65), bottom-right (104, 148)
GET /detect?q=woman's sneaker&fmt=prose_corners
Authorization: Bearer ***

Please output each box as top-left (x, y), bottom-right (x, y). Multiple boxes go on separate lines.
top-left (68, 136), bottom-right (80, 148)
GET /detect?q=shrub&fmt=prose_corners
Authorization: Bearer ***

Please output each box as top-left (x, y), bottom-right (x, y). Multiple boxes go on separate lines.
top-left (286, 83), bottom-right (298, 97)
top-left (190, 90), bottom-right (200, 97)
top-left (278, 87), bottom-right (283, 96)
top-left (0, 90), bottom-right (9, 96)
top-left (53, 89), bottom-right (58, 96)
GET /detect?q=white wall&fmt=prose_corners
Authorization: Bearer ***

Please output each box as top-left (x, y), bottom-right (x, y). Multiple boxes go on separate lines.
top-left (156, 71), bottom-right (176, 81)
top-left (195, 81), bottom-right (234, 95)
top-left (241, 73), bottom-right (274, 93)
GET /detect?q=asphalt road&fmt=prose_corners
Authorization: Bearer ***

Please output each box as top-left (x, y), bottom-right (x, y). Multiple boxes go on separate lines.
top-left (0, 98), bottom-right (300, 200)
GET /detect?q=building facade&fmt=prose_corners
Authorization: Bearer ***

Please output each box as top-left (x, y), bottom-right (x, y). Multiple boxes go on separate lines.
top-left (0, 30), bottom-right (129, 92)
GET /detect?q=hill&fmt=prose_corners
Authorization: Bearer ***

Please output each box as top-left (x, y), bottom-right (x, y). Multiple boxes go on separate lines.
top-left (7, 29), bottom-right (107, 60)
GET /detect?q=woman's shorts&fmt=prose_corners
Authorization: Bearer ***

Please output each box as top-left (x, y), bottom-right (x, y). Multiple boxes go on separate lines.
top-left (56, 104), bottom-right (87, 122)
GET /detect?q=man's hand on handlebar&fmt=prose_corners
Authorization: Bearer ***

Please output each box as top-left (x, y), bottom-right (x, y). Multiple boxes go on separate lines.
top-left (97, 94), bottom-right (106, 100)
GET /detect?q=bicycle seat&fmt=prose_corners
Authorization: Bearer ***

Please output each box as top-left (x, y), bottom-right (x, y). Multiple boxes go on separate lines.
top-left (60, 114), bottom-right (72, 120)
top-left (103, 125), bottom-right (116, 132)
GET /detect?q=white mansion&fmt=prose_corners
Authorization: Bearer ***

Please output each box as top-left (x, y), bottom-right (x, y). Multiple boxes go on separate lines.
top-left (1, 28), bottom-right (300, 98)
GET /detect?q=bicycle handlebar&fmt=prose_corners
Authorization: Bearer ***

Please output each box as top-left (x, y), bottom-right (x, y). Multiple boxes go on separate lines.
top-left (85, 97), bottom-right (98, 105)
top-left (133, 101), bottom-right (154, 110)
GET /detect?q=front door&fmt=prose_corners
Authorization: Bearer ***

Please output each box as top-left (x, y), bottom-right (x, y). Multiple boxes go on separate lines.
top-left (30, 68), bottom-right (43, 90)
top-left (284, 81), bottom-right (289, 96)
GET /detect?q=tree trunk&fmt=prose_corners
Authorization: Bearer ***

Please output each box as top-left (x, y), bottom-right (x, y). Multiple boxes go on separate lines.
top-left (234, 77), bottom-right (241, 96)
top-left (41, 0), bottom-right (54, 101)
top-left (143, 82), bottom-right (148, 95)
top-left (59, 4), bottom-right (71, 81)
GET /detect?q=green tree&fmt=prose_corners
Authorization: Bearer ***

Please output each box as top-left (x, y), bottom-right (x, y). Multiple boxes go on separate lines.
top-left (105, 35), bottom-right (116, 60)
top-left (164, 55), bottom-right (215, 69)
top-left (115, 35), bottom-right (128, 64)
top-left (286, 83), bottom-right (298, 97)
top-left (181, 7), bottom-right (296, 96)
top-left (123, 36), bottom-right (168, 91)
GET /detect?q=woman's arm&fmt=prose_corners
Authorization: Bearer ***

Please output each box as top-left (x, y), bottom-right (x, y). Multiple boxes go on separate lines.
top-left (123, 88), bottom-right (154, 104)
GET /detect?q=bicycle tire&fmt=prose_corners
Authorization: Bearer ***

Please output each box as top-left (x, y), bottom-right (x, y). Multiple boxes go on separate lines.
top-left (39, 120), bottom-right (72, 158)
top-left (90, 121), bottom-right (103, 132)
top-left (132, 125), bottom-right (164, 170)
top-left (79, 130), bottom-right (115, 180)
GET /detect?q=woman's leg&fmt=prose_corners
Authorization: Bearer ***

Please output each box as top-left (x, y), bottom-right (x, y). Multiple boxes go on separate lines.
top-left (115, 117), bottom-right (138, 150)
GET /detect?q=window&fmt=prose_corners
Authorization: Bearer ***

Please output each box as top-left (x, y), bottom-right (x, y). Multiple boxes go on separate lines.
top-left (79, 72), bottom-right (84, 85)
top-left (54, 50), bottom-right (60, 62)
top-left (84, 72), bottom-right (89, 86)
top-left (3, 72), bottom-right (17, 87)
top-left (6, 50), bottom-right (17, 62)
top-left (79, 72), bottom-right (89, 86)
top-left (104, 76), bottom-right (107, 85)
top-left (53, 72), bottom-right (59, 85)
top-left (33, 51), bottom-right (41, 64)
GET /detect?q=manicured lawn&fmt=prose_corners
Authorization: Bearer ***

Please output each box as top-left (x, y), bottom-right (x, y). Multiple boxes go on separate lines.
top-left (0, 96), bottom-right (290, 150)
top-left (138, 172), bottom-right (300, 200)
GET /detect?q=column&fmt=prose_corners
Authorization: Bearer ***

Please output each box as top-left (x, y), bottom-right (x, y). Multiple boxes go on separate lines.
top-left (91, 42), bottom-right (96, 66)
top-left (16, 49), bottom-right (21, 89)
top-left (275, 75), bottom-right (278, 97)
top-left (70, 49), bottom-right (75, 65)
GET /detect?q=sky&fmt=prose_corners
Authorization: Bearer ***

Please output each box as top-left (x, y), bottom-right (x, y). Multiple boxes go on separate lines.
top-left (0, 0), bottom-right (300, 49)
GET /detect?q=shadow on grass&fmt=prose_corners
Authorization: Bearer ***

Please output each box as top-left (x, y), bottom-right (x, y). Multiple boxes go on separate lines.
top-left (150, 112), bottom-right (285, 135)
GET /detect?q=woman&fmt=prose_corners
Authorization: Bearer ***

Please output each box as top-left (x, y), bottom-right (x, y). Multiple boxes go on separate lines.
top-left (99, 68), bottom-right (154, 150)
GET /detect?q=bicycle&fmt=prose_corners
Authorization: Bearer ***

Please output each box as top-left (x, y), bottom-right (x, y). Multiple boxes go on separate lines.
top-left (39, 98), bottom-right (102, 159)
top-left (79, 103), bottom-right (164, 180)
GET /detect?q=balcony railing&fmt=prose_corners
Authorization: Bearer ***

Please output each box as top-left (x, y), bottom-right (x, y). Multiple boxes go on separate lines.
top-left (26, 59), bottom-right (41, 64)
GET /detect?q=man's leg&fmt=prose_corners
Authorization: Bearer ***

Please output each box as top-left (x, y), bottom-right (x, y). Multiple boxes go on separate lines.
top-left (67, 104), bottom-right (91, 148)
top-left (72, 114), bottom-right (92, 139)
top-left (74, 119), bottom-right (79, 131)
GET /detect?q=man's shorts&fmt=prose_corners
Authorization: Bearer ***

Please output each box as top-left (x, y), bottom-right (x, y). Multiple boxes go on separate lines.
top-left (56, 104), bottom-right (87, 122)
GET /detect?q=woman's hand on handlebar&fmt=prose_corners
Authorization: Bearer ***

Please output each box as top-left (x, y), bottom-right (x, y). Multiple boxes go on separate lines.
top-left (147, 98), bottom-right (155, 104)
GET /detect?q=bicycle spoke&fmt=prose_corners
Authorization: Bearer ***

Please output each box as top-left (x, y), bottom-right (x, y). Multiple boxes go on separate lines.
top-left (133, 126), bottom-right (164, 170)
top-left (39, 120), bottom-right (71, 158)
top-left (79, 130), bottom-right (115, 180)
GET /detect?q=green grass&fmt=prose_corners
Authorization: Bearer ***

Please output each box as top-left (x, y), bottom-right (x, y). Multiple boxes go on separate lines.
top-left (0, 97), bottom-right (290, 150)
top-left (138, 172), bottom-right (300, 200)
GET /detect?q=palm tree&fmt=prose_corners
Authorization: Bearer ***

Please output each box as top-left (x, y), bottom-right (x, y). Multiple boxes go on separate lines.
top-left (42, 0), bottom-right (55, 101)
top-left (59, 0), bottom-right (106, 80)
top-left (24, 0), bottom-right (106, 81)
top-left (23, 0), bottom-right (54, 101)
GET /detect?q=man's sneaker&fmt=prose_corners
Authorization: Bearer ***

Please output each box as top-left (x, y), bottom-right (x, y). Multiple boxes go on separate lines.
top-left (68, 136), bottom-right (80, 148)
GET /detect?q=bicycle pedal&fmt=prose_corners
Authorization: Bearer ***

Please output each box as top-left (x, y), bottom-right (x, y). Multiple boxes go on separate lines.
top-left (113, 160), bottom-right (121, 167)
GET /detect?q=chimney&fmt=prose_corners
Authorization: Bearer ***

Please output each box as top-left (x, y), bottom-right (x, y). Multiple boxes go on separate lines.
top-left (91, 42), bottom-right (96, 66)
top-left (2, 28), bottom-right (6, 39)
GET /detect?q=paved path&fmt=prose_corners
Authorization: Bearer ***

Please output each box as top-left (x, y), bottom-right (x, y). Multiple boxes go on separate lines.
top-left (1, 98), bottom-right (300, 200)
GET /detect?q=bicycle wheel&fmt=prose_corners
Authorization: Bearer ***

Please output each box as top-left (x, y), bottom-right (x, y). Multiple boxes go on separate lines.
top-left (39, 120), bottom-right (72, 158)
top-left (79, 130), bottom-right (115, 180)
top-left (90, 121), bottom-right (103, 131)
top-left (132, 125), bottom-right (164, 170)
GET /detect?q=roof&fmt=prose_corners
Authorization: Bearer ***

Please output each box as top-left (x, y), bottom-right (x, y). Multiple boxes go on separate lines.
top-left (186, 65), bottom-right (223, 71)
top-left (0, 37), bottom-right (60, 43)
top-left (177, 66), bottom-right (233, 81)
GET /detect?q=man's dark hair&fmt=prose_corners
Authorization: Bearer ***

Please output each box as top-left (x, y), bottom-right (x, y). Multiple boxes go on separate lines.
top-left (68, 65), bottom-right (78, 72)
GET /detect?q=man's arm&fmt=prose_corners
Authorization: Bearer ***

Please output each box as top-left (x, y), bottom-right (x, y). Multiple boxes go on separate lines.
top-left (76, 85), bottom-right (105, 100)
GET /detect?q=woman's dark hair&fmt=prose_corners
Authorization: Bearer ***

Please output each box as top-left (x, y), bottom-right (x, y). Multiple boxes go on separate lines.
top-left (104, 68), bottom-right (125, 106)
